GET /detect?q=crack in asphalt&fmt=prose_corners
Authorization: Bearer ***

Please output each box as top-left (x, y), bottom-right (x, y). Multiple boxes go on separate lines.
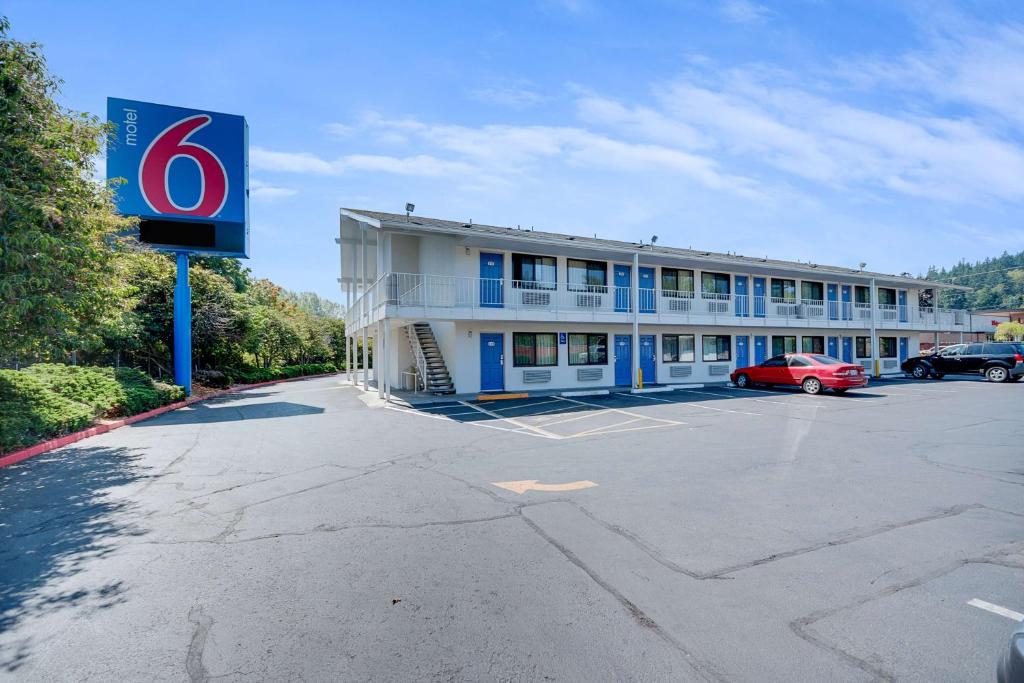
top-left (517, 514), bottom-right (728, 683)
top-left (788, 552), bottom-right (1024, 683)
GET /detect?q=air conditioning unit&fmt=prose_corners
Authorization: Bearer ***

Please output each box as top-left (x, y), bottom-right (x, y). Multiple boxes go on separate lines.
top-left (857, 307), bottom-right (872, 320)
top-left (707, 301), bottom-right (729, 314)
top-left (576, 294), bottom-right (602, 308)
top-left (520, 291), bottom-right (551, 306)
top-left (667, 298), bottom-right (691, 312)
top-left (775, 304), bottom-right (797, 316)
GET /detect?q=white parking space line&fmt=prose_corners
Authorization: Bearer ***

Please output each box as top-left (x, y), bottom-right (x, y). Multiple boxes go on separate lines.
top-left (555, 395), bottom-right (687, 426)
top-left (967, 598), bottom-right (1024, 622)
top-left (572, 422), bottom-right (677, 438)
top-left (458, 401), bottom-right (563, 440)
top-left (620, 391), bottom-right (762, 417)
top-left (383, 405), bottom-right (551, 439)
top-left (540, 410), bottom-right (618, 428)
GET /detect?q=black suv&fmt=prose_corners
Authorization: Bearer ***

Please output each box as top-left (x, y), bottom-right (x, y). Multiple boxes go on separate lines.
top-left (901, 342), bottom-right (1024, 382)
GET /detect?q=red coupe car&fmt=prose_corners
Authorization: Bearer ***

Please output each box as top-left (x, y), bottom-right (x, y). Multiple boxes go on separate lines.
top-left (730, 353), bottom-right (869, 395)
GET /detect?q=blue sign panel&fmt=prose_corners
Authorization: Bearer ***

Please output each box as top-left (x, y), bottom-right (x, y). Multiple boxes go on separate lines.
top-left (106, 97), bottom-right (249, 257)
top-left (559, 332), bottom-right (567, 345)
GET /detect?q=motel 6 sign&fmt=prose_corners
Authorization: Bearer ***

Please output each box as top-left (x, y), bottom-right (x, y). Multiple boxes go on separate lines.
top-left (106, 97), bottom-right (249, 257)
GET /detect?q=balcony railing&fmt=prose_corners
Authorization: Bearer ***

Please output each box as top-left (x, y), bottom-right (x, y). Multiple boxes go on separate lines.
top-left (346, 272), bottom-right (971, 331)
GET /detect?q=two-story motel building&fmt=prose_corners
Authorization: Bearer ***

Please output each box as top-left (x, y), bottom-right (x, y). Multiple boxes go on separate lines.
top-left (339, 209), bottom-right (989, 398)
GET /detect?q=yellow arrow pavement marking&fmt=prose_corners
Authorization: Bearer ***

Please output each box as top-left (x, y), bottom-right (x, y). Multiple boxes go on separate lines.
top-left (492, 480), bottom-right (598, 495)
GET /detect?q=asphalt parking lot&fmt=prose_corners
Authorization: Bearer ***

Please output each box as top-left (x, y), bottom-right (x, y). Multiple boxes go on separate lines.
top-left (2, 374), bottom-right (1022, 681)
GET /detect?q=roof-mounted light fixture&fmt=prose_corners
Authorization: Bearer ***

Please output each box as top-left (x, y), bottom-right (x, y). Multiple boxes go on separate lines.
top-left (405, 202), bottom-right (415, 216)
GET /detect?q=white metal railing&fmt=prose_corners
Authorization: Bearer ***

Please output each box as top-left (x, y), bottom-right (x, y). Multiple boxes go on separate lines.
top-left (345, 272), bottom-right (973, 332)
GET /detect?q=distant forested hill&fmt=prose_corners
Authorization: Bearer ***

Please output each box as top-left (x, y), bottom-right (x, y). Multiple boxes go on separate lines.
top-left (925, 250), bottom-right (1024, 310)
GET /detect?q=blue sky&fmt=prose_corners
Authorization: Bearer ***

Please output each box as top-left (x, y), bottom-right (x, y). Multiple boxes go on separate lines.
top-left (7, 1), bottom-right (1024, 302)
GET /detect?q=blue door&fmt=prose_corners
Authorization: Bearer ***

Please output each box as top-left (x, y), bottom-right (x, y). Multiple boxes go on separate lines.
top-left (842, 337), bottom-right (853, 363)
top-left (841, 285), bottom-right (852, 320)
top-left (614, 265), bottom-right (631, 313)
top-left (753, 277), bottom-right (766, 317)
top-left (480, 333), bottom-right (504, 391)
top-left (899, 336), bottom-right (909, 362)
top-left (898, 290), bottom-right (908, 323)
top-left (735, 276), bottom-right (749, 317)
top-left (480, 253), bottom-right (503, 308)
top-left (754, 335), bottom-right (767, 364)
top-left (614, 335), bottom-right (632, 385)
top-left (640, 335), bottom-right (656, 384)
top-left (639, 267), bottom-right (655, 313)
top-left (827, 284), bottom-right (838, 320)
top-left (827, 336), bottom-right (838, 358)
top-left (736, 335), bottom-right (749, 368)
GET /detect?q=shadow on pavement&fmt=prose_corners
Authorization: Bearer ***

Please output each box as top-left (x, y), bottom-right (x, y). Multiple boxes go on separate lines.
top-left (133, 400), bottom-right (325, 426)
top-left (0, 446), bottom-right (147, 672)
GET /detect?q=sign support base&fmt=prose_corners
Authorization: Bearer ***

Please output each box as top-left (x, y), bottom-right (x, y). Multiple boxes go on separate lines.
top-left (173, 252), bottom-right (192, 396)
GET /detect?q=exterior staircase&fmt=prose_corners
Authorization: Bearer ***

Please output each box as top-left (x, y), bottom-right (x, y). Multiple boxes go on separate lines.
top-left (405, 323), bottom-right (455, 394)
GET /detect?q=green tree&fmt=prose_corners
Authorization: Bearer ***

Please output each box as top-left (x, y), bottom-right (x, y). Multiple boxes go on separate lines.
top-left (994, 321), bottom-right (1024, 342)
top-left (0, 17), bottom-right (131, 362)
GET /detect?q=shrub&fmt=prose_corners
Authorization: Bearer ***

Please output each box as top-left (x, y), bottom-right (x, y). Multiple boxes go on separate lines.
top-left (194, 369), bottom-right (231, 389)
top-left (0, 370), bottom-right (94, 452)
top-left (21, 364), bottom-right (125, 415)
top-left (225, 363), bottom-right (338, 385)
top-left (0, 364), bottom-right (186, 453)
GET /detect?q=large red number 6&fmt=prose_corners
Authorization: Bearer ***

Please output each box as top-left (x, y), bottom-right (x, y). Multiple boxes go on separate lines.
top-left (139, 115), bottom-right (228, 217)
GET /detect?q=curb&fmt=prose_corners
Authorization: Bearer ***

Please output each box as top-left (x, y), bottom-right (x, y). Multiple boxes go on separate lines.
top-left (0, 372), bottom-right (341, 470)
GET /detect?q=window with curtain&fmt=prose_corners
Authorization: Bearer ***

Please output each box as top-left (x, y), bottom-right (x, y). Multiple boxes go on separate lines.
top-left (878, 288), bottom-right (896, 305)
top-left (701, 272), bottom-right (730, 296)
top-left (771, 278), bottom-right (797, 301)
top-left (856, 336), bottom-right (872, 358)
top-left (801, 281), bottom-right (824, 301)
top-left (661, 268), bottom-right (695, 296)
top-left (772, 336), bottom-right (797, 355)
top-left (702, 335), bottom-right (731, 361)
top-left (662, 334), bottom-right (695, 362)
top-left (513, 332), bottom-right (558, 367)
top-left (568, 333), bottom-right (608, 365)
top-left (511, 254), bottom-right (557, 289)
top-left (567, 259), bottom-right (607, 291)
top-left (855, 286), bottom-right (871, 304)
top-left (879, 337), bottom-right (897, 357)
top-left (801, 336), bottom-right (824, 354)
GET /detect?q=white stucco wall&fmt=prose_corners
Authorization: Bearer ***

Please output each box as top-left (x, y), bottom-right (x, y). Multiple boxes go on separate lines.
top-left (446, 322), bottom-right (916, 393)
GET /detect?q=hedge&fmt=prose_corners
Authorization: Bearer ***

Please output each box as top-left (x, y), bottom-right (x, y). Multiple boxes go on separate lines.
top-left (0, 364), bottom-right (185, 453)
top-left (227, 363), bottom-right (337, 385)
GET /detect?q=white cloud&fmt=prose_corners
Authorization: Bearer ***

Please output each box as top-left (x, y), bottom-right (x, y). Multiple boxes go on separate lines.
top-left (837, 23), bottom-right (1024, 126)
top-left (250, 179), bottom-right (298, 201)
top-left (649, 68), bottom-right (1024, 202)
top-left (720, 0), bottom-right (771, 24)
top-left (470, 84), bottom-right (545, 109)
top-left (251, 147), bottom-right (335, 174)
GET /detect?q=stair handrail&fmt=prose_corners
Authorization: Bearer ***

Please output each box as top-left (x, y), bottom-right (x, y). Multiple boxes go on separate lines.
top-left (407, 325), bottom-right (427, 391)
